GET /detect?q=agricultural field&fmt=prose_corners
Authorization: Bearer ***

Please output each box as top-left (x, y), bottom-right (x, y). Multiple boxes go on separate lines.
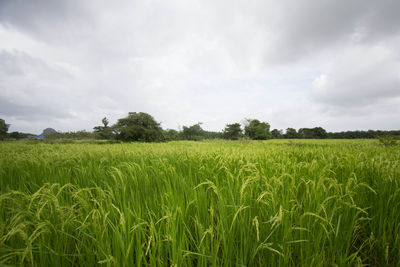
top-left (0, 140), bottom-right (399, 266)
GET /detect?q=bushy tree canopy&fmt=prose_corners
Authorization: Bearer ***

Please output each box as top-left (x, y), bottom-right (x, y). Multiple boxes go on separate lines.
top-left (114, 112), bottom-right (164, 142)
top-left (244, 119), bottom-right (271, 140)
top-left (223, 123), bottom-right (242, 140)
top-left (298, 127), bottom-right (327, 139)
top-left (0, 119), bottom-right (10, 140)
top-left (284, 128), bottom-right (299, 139)
top-left (163, 129), bottom-right (180, 141)
top-left (94, 117), bottom-right (114, 139)
top-left (182, 123), bottom-right (205, 140)
top-left (271, 129), bottom-right (283, 139)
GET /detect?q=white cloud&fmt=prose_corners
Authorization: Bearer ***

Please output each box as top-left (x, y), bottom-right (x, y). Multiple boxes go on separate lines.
top-left (0, 0), bottom-right (400, 133)
top-left (311, 42), bottom-right (400, 110)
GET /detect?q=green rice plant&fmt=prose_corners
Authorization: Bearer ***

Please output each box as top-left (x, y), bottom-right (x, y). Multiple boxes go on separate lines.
top-left (0, 139), bottom-right (399, 266)
top-left (378, 135), bottom-right (398, 147)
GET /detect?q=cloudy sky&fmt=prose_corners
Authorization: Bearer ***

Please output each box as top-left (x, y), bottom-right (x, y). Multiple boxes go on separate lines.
top-left (1, 0), bottom-right (399, 134)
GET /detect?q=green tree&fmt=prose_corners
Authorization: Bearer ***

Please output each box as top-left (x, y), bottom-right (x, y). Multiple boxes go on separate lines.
top-left (271, 129), bottom-right (283, 139)
top-left (284, 128), bottom-right (299, 139)
top-left (244, 119), bottom-right (271, 140)
top-left (312, 127), bottom-right (328, 139)
top-left (298, 127), bottom-right (327, 139)
top-left (0, 118), bottom-right (10, 140)
top-left (8, 132), bottom-right (21, 139)
top-left (46, 130), bottom-right (97, 140)
top-left (203, 131), bottom-right (224, 139)
top-left (102, 117), bottom-right (109, 127)
top-left (163, 129), bottom-right (180, 141)
top-left (182, 123), bottom-right (205, 140)
top-left (298, 128), bottom-right (313, 139)
top-left (223, 123), bottom-right (242, 140)
top-left (94, 117), bottom-right (114, 139)
top-left (114, 112), bottom-right (164, 142)
top-left (8, 131), bottom-right (35, 139)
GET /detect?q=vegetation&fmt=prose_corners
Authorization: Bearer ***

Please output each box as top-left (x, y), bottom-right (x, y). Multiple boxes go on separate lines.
top-left (113, 112), bottom-right (164, 142)
top-left (284, 128), bottom-right (298, 139)
top-left (298, 127), bottom-right (327, 139)
top-left (223, 123), bottom-right (242, 140)
top-left (163, 129), bottom-right (181, 141)
top-left (182, 123), bottom-right (206, 141)
top-left (244, 119), bottom-right (271, 140)
top-left (327, 130), bottom-right (400, 139)
top-left (93, 117), bottom-right (114, 140)
top-left (1, 115), bottom-right (400, 142)
top-left (271, 129), bottom-right (283, 139)
top-left (45, 130), bottom-right (97, 140)
top-left (378, 135), bottom-right (398, 147)
top-left (0, 119), bottom-right (9, 140)
top-left (7, 132), bottom-right (36, 140)
top-left (1, 140), bottom-right (399, 266)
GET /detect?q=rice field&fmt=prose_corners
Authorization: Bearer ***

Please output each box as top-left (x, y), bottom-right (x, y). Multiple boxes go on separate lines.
top-left (0, 140), bottom-right (399, 266)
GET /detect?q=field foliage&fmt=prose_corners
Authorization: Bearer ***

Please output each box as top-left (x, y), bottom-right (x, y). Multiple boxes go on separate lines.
top-left (0, 140), bottom-right (399, 266)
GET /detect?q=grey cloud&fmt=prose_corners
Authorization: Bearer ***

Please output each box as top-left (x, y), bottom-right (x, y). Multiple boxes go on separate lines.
top-left (0, 96), bottom-right (72, 120)
top-left (0, 50), bottom-right (71, 79)
top-left (1, 0), bottom-right (400, 133)
top-left (1, 0), bottom-right (400, 64)
top-left (0, 50), bottom-right (77, 120)
top-left (311, 48), bottom-right (400, 108)
top-left (0, 0), bottom-right (93, 44)
top-left (356, 0), bottom-right (400, 41)
top-left (260, 0), bottom-right (400, 63)
top-left (312, 72), bottom-right (400, 108)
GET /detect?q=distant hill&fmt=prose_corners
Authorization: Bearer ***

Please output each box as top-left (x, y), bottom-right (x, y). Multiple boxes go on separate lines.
top-left (33, 128), bottom-right (58, 139)
top-left (41, 128), bottom-right (57, 136)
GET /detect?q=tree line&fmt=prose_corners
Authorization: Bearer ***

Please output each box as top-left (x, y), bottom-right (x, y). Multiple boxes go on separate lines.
top-left (1, 114), bottom-right (399, 142)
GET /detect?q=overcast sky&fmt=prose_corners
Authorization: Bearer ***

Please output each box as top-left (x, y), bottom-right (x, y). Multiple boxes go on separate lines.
top-left (1, 0), bottom-right (400, 134)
